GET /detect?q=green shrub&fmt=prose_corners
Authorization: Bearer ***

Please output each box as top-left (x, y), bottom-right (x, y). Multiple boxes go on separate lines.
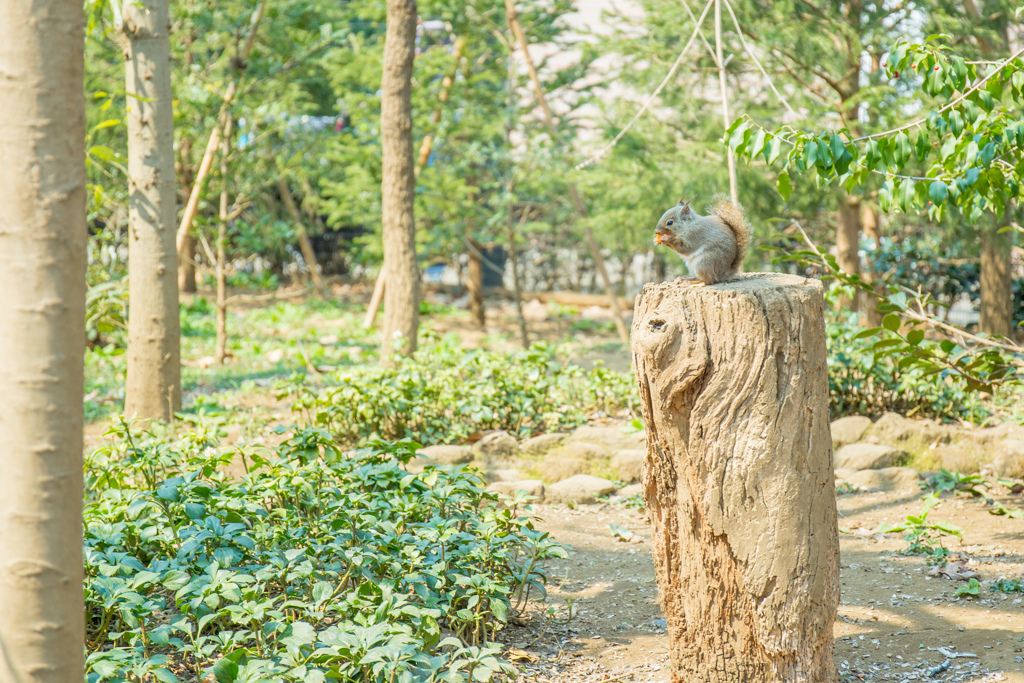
top-left (282, 338), bottom-right (640, 446)
top-left (84, 420), bottom-right (564, 683)
top-left (826, 312), bottom-right (981, 421)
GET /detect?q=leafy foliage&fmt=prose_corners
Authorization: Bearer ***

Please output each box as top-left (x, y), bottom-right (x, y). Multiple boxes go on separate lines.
top-left (879, 493), bottom-right (964, 560)
top-left (85, 420), bottom-right (565, 683)
top-left (826, 312), bottom-right (982, 421)
top-left (282, 337), bottom-right (640, 446)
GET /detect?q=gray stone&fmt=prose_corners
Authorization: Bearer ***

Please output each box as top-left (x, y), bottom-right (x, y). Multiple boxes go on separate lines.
top-left (617, 483), bottom-right (644, 498)
top-left (487, 480), bottom-right (545, 501)
top-left (611, 449), bottom-right (645, 483)
top-left (472, 431), bottom-right (519, 459)
top-left (536, 458), bottom-right (589, 483)
top-left (993, 440), bottom-right (1024, 479)
top-left (415, 444), bottom-right (473, 465)
top-left (865, 412), bottom-right (948, 452)
top-left (520, 433), bottom-right (565, 456)
top-left (830, 416), bottom-right (872, 450)
top-left (834, 443), bottom-right (908, 470)
top-left (840, 467), bottom-right (921, 493)
top-left (550, 441), bottom-right (608, 461)
top-left (545, 474), bottom-right (617, 505)
top-left (567, 425), bottom-right (644, 453)
top-left (834, 467), bottom-right (859, 482)
top-left (485, 468), bottom-right (524, 483)
top-left (934, 445), bottom-right (980, 474)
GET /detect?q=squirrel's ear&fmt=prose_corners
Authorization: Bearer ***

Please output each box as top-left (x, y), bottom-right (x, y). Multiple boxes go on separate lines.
top-left (678, 197), bottom-right (687, 206)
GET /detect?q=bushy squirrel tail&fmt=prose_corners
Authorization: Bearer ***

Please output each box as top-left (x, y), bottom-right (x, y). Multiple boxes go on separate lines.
top-left (708, 195), bottom-right (751, 272)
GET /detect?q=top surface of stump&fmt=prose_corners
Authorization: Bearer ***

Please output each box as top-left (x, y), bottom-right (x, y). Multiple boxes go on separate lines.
top-left (641, 272), bottom-right (822, 297)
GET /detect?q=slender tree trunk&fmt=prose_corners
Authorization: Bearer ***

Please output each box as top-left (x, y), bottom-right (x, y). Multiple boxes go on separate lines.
top-left (177, 136), bottom-right (198, 293)
top-left (860, 205), bottom-right (883, 327)
top-left (835, 192), bottom-right (861, 314)
top-left (363, 272), bottom-right (386, 329)
top-left (980, 212), bottom-right (1013, 337)
top-left (215, 115), bottom-right (233, 364)
top-left (507, 200), bottom-right (529, 347)
top-left (0, 1), bottom-right (86, 679)
top-left (276, 175), bottom-right (323, 287)
top-left (504, 0), bottom-right (630, 345)
top-left (467, 237), bottom-right (486, 329)
top-left (122, 0), bottom-right (181, 420)
top-left (379, 0), bottom-right (420, 362)
top-left (715, 0), bottom-right (738, 204)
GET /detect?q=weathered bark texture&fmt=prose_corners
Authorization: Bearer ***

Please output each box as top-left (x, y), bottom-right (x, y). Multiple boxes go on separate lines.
top-left (980, 218), bottom-right (1013, 337)
top-left (0, 1), bottom-right (87, 679)
top-left (123, 0), bottom-right (182, 420)
top-left (467, 237), bottom-right (486, 328)
top-left (631, 274), bottom-right (838, 683)
top-left (379, 0), bottom-right (421, 362)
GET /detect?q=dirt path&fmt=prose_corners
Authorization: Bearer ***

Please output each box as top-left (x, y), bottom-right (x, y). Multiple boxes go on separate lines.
top-left (503, 490), bottom-right (1024, 683)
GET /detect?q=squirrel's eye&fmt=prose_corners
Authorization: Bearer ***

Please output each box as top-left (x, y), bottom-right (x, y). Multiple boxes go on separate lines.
top-left (667, 220), bottom-right (673, 226)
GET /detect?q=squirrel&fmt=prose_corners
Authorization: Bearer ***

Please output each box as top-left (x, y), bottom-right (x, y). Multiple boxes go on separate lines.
top-left (653, 195), bottom-right (751, 286)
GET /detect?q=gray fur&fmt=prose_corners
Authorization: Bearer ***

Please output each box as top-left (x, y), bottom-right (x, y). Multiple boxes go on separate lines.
top-left (654, 196), bottom-right (750, 285)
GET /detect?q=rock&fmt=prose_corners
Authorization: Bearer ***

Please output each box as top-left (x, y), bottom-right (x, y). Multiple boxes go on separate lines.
top-left (934, 445), bottom-right (980, 474)
top-left (520, 433), bottom-right (567, 456)
top-left (581, 305), bottom-right (612, 320)
top-left (993, 440), bottom-right (1024, 479)
top-left (472, 431), bottom-right (519, 459)
top-left (567, 425), bottom-right (644, 453)
top-left (536, 458), bottom-right (589, 483)
top-left (611, 450), bottom-right (645, 483)
top-left (617, 483), bottom-right (644, 498)
top-left (265, 348), bottom-right (285, 363)
top-left (545, 474), bottom-right (617, 505)
top-left (416, 445), bottom-right (473, 465)
top-left (550, 441), bottom-right (608, 461)
top-left (487, 480), bottom-right (545, 501)
top-left (841, 467), bottom-right (921, 493)
top-left (522, 299), bottom-right (549, 321)
top-left (485, 468), bottom-right (524, 483)
top-left (830, 416), bottom-right (872, 450)
top-left (865, 412), bottom-right (948, 453)
top-left (834, 443), bottom-right (909, 470)
top-left (834, 467), bottom-right (859, 482)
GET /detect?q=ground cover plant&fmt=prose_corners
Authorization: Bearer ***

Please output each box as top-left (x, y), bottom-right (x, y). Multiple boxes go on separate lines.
top-left (282, 336), bottom-right (640, 446)
top-left (84, 419), bottom-right (565, 683)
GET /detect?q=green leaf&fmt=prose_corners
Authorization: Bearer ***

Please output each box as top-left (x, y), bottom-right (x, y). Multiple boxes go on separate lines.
top-left (728, 121), bottom-right (749, 152)
top-left (89, 145), bottom-right (118, 161)
top-left (153, 670), bottom-right (180, 683)
top-left (765, 136), bottom-right (782, 165)
top-left (949, 110), bottom-right (964, 137)
top-left (749, 128), bottom-right (767, 159)
top-left (882, 313), bottom-right (901, 332)
top-left (895, 132), bottom-right (911, 167)
top-left (929, 180), bottom-right (947, 205)
top-left (776, 171), bottom-right (792, 200)
top-left (212, 658), bottom-right (239, 683)
top-left (897, 178), bottom-right (916, 212)
top-left (907, 329), bottom-right (925, 345)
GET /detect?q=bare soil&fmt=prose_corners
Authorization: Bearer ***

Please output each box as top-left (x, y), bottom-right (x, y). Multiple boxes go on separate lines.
top-left (502, 489), bottom-right (1024, 683)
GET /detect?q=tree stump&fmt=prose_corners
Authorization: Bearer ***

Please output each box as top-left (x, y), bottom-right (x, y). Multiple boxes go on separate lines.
top-left (631, 274), bottom-right (838, 683)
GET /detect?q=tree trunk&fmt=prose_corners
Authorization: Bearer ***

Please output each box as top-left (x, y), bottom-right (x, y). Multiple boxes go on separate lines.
top-left (215, 115), bottom-right (233, 365)
top-left (0, 1), bottom-right (86, 679)
top-left (835, 192), bottom-right (860, 315)
top-left (276, 175), bottom-right (323, 287)
top-left (363, 271), bottom-right (386, 329)
top-left (507, 203), bottom-right (529, 347)
top-left (467, 237), bottom-right (486, 328)
top-left (379, 0), bottom-right (420, 362)
top-left (631, 274), bottom-right (838, 683)
top-left (860, 204), bottom-right (883, 328)
top-left (980, 214), bottom-right (1013, 337)
top-left (122, 0), bottom-right (181, 420)
top-left (178, 136), bottom-right (198, 293)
